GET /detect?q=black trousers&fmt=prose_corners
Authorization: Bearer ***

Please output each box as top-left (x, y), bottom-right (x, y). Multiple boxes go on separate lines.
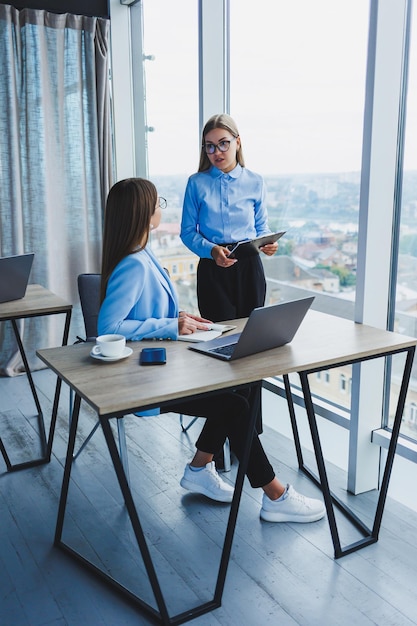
top-left (197, 254), bottom-right (266, 322)
top-left (196, 254), bottom-right (265, 435)
top-left (167, 389), bottom-right (275, 489)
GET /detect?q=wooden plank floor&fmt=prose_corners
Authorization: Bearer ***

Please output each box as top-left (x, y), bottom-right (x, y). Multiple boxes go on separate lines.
top-left (1, 369), bottom-right (417, 626)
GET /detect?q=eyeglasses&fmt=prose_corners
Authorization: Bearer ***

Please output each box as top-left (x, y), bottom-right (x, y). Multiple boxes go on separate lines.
top-left (203, 138), bottom-right (236, 155)
top-left (158, 197), bottom-right (167, 209)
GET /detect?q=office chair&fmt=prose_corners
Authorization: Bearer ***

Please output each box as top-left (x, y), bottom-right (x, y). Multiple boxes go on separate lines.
top-left (74, 273), bottom-right (231, 480)
top-left (72, 273), bottom-right (130, 481)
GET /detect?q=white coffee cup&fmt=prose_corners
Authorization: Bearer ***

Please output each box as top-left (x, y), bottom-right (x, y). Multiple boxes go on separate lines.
top-left (92, 334), bottom-right (126, 358)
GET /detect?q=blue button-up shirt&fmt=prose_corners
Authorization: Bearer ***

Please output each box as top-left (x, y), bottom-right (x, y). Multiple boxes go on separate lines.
top-left (180, 164), bottom-right (271, 259)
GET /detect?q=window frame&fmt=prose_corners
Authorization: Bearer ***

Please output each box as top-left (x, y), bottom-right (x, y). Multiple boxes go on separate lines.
top-left (108, 0), bottom-right (416, 490)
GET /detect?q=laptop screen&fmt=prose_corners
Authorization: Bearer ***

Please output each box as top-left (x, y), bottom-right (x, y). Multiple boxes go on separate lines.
top-left (0, 253), bottom-right (34, 303)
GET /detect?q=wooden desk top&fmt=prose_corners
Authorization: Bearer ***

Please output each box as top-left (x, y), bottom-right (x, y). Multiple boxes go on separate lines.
top-left (0, 284), bottom-right (72, 320)
top-left (36, 310), bottom-right (417, 418)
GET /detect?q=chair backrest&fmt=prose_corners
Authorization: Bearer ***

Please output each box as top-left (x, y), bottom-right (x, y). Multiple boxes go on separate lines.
top-left (77, 273), bottom-right (101, 340)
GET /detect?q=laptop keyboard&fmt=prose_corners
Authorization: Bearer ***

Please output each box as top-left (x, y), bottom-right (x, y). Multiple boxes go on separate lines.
top-left (209, 343), bottom-right (236, 357)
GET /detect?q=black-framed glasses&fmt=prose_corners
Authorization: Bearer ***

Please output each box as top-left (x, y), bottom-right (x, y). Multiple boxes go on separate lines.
top-left (203, 138), bottom-right (236, 155)
top-left (158, 197), bottom-right (167, 209)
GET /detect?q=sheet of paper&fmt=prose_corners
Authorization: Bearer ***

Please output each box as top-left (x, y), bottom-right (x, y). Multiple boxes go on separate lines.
top-left (177, 323), bottom-right (236, 342)
top-left (204, 323), bottom-right (236, 332)
top-left (177, 330), bottom-right (222, 343)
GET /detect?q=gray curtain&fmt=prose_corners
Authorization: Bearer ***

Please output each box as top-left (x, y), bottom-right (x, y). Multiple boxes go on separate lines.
top-left (0, 5), bottom-right (113, 374)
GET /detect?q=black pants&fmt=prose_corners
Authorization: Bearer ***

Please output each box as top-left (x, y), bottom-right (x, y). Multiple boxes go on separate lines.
top-left (197, 254), bottom-right (266, 322)
top-left (197, 254), bottom-right (265, 435)
top-left (167, 388), bottom-right (275, 489)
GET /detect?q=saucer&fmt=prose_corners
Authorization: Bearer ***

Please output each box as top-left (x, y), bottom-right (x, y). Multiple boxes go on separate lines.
top-left (90, 346), bottom-right (133, 362)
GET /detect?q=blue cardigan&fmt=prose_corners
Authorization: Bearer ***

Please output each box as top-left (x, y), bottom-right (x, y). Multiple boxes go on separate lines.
top-left (97, 248), bottom-right (180, 417)
top-left (98, 247), bottom-right (179, 341)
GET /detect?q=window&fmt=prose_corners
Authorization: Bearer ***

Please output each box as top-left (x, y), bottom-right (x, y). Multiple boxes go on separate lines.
top-left (230, 0), bottom-right (369, 413)
top-left (409, 403), bottom-right (417, 427)
top-left (114, 0), bottom-right (417, 509)
top-left (230, 0), bottom-right (368, 316)
top-left (142, 0), bottom-right (200, 312)
top-left (390, 4), bottom-right (417, 440)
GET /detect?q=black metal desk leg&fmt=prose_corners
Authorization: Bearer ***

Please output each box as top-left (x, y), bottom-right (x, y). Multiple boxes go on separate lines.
top-left (11, 318), bottom-right (45, 437)
top-left (45, 309), bottom-right (73, 462)
top-left (299, 371), bottom-right (378, 557)
top-left (298, 346), bottom-right (416, 558)
top-left (100, 415), bottom-right (171, 624)
top-left (97, 384), bottom-right (261, 625)
top-left (298, 372), bottom-right (343, 557)
top-left (45, 377), bottom-right (63, 462)
top-left (283, 373), bottom-right (304, 468)
top-left (0, 309), bottom-right (72, 471)
top-left (372, 346), bottom-right (415, 537)
top-left (214, 382), bottom-right (261, 604)
top-left (0, 320), bottom-right (46, 471)
top-left (55, 393), bottom-right (82, 544)
top-left (56, 382), bottom-right (262, 625)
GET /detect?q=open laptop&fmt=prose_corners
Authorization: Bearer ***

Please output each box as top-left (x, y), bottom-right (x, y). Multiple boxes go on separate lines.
top-left (189, 296), bottom-right (314, 361)
top-left (0, 253), bottom-right (34, 304)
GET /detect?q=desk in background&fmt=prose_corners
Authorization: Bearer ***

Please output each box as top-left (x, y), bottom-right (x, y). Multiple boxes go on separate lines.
top-left (0, 284), bottom-right (72, 471)
top-left (37, 310), bottom-right (416, 625)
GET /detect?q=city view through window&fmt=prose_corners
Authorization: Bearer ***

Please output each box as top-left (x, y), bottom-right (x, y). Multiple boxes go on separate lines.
top-left (149, 170), bottom-right (417, 440)
top-left (143, 0), bottom-right (417, 441)
top-left (150, 170), bottom-right (361, 316)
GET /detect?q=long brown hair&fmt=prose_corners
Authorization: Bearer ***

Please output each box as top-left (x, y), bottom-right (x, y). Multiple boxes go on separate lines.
top-left (100, 178), bottom-right (158, 302)
top-left (198, 113), bottom-right (245, 172)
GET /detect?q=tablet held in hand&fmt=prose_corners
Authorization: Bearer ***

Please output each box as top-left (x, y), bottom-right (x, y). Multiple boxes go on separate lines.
top-left (227, 231), bottom-right (286, 259)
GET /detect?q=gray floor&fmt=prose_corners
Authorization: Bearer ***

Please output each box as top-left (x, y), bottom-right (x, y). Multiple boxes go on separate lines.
top-left (1, 368), bottom-right (417, 626)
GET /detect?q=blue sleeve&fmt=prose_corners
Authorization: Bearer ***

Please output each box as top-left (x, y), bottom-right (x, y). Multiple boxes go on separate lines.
top-left (180, 177), bottom-right (215, 259)
top-left (97, 257), bottom-right (178, 341)
top-left (254, 178), bottom-right (271, 236)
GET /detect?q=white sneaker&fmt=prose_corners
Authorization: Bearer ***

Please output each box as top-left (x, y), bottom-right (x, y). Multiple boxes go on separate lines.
top-left (180, 461), bottom-right (234, 503)
top-left (260, 484), bottom-right (325, 523)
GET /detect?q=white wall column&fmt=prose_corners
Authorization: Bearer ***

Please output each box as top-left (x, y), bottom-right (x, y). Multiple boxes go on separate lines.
top-left (199, 0), bottom-right (229, 132)
top-left (108, 0), bottom-right (136, 180)
top-left (349, 0), bottom-right (408, 493)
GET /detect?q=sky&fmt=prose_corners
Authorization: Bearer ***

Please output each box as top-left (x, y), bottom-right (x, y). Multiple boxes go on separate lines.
top-left (141, 0), bottom-right (417, 178)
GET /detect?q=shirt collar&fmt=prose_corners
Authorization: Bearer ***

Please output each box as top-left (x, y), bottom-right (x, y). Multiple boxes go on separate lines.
top-left (209, 163), bottom-right (242, 179)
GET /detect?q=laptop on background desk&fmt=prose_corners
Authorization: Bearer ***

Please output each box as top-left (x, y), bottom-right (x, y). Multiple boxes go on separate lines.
top-left (0, 253), bottom-right (34, 304)
top-left (189, 296), bottom-right (314, 361)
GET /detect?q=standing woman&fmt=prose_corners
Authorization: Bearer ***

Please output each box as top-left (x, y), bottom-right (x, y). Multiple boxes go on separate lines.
top-left (181, 113), bottom-right (278, 322)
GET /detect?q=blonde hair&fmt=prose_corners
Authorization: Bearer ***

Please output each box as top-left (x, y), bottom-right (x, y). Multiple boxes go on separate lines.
top-left (198, 113), bottom-right (245, 172)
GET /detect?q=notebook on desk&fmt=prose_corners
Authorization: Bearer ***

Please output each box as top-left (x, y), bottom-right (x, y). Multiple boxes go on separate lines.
top-left (188, 296), bottom-right (314, 361)
top-left (0, 253), bottom-right (34, 303)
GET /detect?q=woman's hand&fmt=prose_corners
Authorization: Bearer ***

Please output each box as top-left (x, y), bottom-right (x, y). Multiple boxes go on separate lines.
top-left (259, 242), bottom-right (278, 256)
top-left (178, 311), bottom-right (212, 335)
top-left (211, 245), bottom-right (237, 268)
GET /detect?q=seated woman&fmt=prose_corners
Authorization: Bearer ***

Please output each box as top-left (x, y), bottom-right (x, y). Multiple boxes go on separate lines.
top-left (97, 177), bottom-right (325, 523)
